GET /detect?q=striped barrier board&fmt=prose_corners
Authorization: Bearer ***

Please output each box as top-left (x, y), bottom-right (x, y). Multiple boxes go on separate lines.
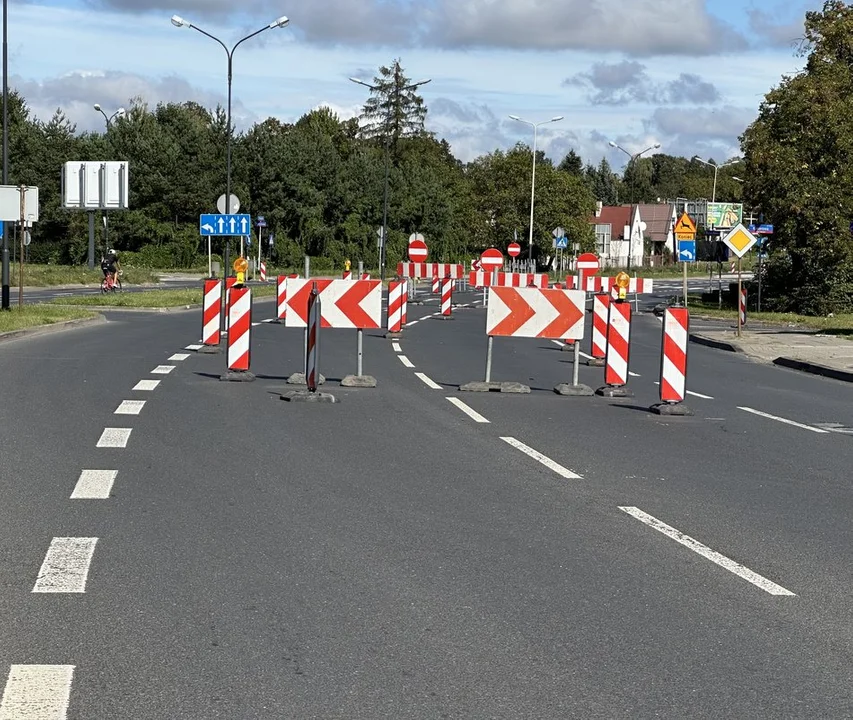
top-left (564, 276), bottom-right (654, 294)
top-left (486, 287), bottom-right (585, 340)
top-left (259, 261), bottom-right (267, 282)
top-left (469, 271), bottom-right (549, 288)
top-left (226, 286), bottom-right (252, 371)
top-left (441, 278), bottom-right (453, 316)
top-left (285, 279), bottom-right (382, 329)
top-left (604, 301), bottom-right (631, 386)
top-left (387, 280), bottom-right (407, 333)
top-left (591, 293), bottom-right (609, 360)
top-left (660, 307), bottom-right (689, 403)
top-left (202, 279), bottom-right (221, 346)
top-left (397, 262), bottom-right (465, 279)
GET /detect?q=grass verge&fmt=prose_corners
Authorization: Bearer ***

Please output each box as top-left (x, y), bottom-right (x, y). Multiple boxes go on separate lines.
top-left (0, 305), bottom-right (97, 333)
top-left (685, 297), bottom-right (853, 333)
top-left (18, 264), bottom-right (160, 286)
top-left (51, 283), bottom-right (276, 308)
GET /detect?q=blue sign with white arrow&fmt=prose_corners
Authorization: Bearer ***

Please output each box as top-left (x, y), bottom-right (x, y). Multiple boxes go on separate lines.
top-left (199, 213), bottom-right (252, 236)
top-left (678, 239), bottom-right (696, 262)
top-left (555, 236), bottom-right (568, 249)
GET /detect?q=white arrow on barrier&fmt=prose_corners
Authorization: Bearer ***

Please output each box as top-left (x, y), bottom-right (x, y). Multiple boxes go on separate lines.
top-left (320, 280), bottom-right (382, 328)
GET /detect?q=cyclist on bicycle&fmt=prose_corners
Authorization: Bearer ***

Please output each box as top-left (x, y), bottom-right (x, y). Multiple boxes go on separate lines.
top-left (101, 248), bottom-right (121, 288)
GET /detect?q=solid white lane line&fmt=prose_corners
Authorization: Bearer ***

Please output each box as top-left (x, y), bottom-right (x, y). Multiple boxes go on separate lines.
top-left (0, 665), bottom-right (75, 719)
top-left (407, 320), bottom-right (419, 326)
top-left (415, 372), bottom-right (442, 390)
top-left (185, 344), bottom-right (203, 350)
top-left (500, 436), bottom-right (581, 479)
top-left (32, 538), bottom-right (99, 593)
top-left (391, 342), bottom-right (402, 353)
top-left (151, 365), bottom-right (175, 375)
top-left (168, 353), bottom-right (190, 361)
top-left (132, 379), bottom-right (160, 391)
top-left (96, 428), bottom-right (131, 448)
top-left (114, 400), bottom-right (145, 415)
top-left (71, 470), bottom-right (117, 500)
top-left (398, 355), bottom-right (415, 368)
top-left (447, 397), bottom-right (490, 423)
top-left (653, 382), bottom-right (714, 400)
top-left (618, 507), bottom-right (796, 596)
top-left (738, 406), bottom-right (829, 434)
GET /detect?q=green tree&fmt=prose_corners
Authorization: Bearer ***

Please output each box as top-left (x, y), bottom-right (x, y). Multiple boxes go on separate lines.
top-left (358, 59), bottom-right (428, 148)
top-left (741, 0), bottom-right (853, 314)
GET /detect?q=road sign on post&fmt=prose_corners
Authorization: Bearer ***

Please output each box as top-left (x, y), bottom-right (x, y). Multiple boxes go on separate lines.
top-left (256, 215), bottom-right (266, 228)
top-left (722, 223), bottom-right (758, 258)
top-left (408, 238), bottom-right (428, 262)
top-left (507, 242), bottom-right (521, 258)
top-left (200, 214), bottom-right (252, 236)
top-left (216, 193), bottom-right (240, 214)
top-left (480, 248), bottom-right (504, 269)
top-left (677, 240), bottom-right (696, 262)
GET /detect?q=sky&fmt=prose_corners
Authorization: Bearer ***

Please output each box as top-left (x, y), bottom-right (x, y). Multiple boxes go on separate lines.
top-left (7, 0), bottom-right (819, 168)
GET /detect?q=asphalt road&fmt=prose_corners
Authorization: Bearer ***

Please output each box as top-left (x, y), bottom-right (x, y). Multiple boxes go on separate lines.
top-left (1, 288), bottom-right (851, 718)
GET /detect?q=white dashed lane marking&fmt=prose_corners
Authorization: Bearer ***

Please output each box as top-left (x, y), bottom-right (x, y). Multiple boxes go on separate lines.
top-left (653, 382), bottom-right (713, 400)
top-left (150, 365), bottom-right (175, 375)
top-left (70, 470), bottom-right (117, 500)
top-left (0, 664), bottom-right (75, 719)
top-left (738, 406), bottom-right (828, 434)
top-left (619, 506), bottom-right (796, 596)
top-left (415, 372), bottom-right (442, 390)
top-left (96, 428), bottom-right (132, 448)
top-left (114, 400), bottom-right (145, 415)
top-left (185, 344), bottom-right (203, 351)
top-left (446, 397), bottom-right (490, 423)
top-left (168, 353), bottom-right (190, 361)
top-left (398, 355), bottom-right (415, 368)
top-left (391, 342), bottom-right (402, 353)
top-left (132, 380), bottom-right (160, 391)
top-left (500, 436), bottom-right (581, 479)
top-left (32, 538), bottom-right (99, 593)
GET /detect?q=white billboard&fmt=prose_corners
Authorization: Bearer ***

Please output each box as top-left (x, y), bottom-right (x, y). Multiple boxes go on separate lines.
top-left (0, 186), bottom-right (38, 222)
top-left (61, 161), bottom-right (129, 210)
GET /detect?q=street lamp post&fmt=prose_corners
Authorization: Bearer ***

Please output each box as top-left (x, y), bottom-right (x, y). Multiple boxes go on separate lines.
top-left (350, 76), bottom-right (431, 284)
top-left (93, 104), bottom-right (125, 262)
top-left (510, 115), bottom-right (563, 263)
top-left (171, 14), bottom-right (289, 278)
top-left (608, 140), bottom-right (661, 270)
top-left (1, 0), bottom-right (8, 309)
top-left (94, 104), bottom-right (125, 129)
top-left (692, 156), bottom-right (739, 203)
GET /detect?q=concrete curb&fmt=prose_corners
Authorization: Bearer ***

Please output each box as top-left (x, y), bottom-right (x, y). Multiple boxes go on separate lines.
top-left (0, 314), bottom-right (106, 343)
top-left (772, 357), bottom-right (853, 383)
top-left (688, 333), bottom-right (743, 353)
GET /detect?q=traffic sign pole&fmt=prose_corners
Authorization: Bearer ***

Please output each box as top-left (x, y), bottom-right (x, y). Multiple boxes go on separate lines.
top-left (737, 256), bottom-right (743, 338)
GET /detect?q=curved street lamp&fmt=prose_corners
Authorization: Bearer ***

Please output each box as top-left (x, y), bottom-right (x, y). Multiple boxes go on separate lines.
top-left (608, 140), bottom-right (661, 270)
top-left (510, 115), bottom-right (564, 261)
top-left (692, 156), bottom-right (740, 203)
top-left (349, 76), bottom-right (431, 283)
top-left (171, 13), bottom-right (290, 276)
top-left (93, 103), bottom-right (125, 130)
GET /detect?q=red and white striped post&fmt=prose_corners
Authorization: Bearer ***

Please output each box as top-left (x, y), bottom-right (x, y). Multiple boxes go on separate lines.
top-left (651, 307), bottom-right (692, 415)
top-left (596, 300), bottom-right (632, 397)
top-left (432, 276), bottom-right (440, 294)
top-left (588, 292), bottom-right (609, 366)
top-left (387, 280), bottom-right (405, 335)
top-left (221, 286), bottom-right (255, 381)
top-left (306, 283), bottom-right (321, 392)
top-left (401, 280), bottom-right (408, 326)
top-left (224, 276), bottom-right (238, 333)
top-left (440, 278), bottom-right (453, 317)
top-left (740, 287), bottom-right (747, 328)
top-left (342, 270), bottom-right (353, 280)
top-left (275, 275), bottom-right (287, 323)
top-left (200, 279), bottom-right (221, 352)
top-left (361, 273), bottom-right (371, 280)
top-left (259, 261), bottom-right (267, 282)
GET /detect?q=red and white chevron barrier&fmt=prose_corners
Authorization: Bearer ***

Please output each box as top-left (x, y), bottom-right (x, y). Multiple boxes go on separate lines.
top-left (306, 284), bottom-right (320, 392)
top-left (259, 261), bottom-right (267, 282)
top-left (487, 287), bottom-right (585, 339)
top-left (441, 278), bottom-right (453, 316)
top-left (285, 279), bottom-right (382, 329)
top-left (202, 279), bottom-right (221, 346)
top-left (469, 271), bottom-right (548, 288)
top-left (740, 287), bottom-right (747, 327)
top-left (387, 280), bottom-right (407, 333)
top-left (660, 307), bottom-right (689, 403)
top-left (590, 292), bottom-right (609, 362)
top-left (604, 301), bottom-right (631, 387)
top-left (397, 262), bottom-right (464, 279)
top-left (226, 286), bottom-right (252, 371)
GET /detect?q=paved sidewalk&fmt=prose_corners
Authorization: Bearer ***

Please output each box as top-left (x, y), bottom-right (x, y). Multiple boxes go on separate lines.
top-left (690, 327), bottom-right (853, 382)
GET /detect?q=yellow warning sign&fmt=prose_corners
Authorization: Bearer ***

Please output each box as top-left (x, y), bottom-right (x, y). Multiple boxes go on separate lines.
top-left (674, 212), bottom-right (696, 241)
top-left (722, 223), bottom-right (758, 258)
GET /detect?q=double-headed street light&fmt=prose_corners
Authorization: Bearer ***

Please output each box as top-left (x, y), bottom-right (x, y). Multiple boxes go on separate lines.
top-left (510, 115), bottom-right (563, 260)
top-left (692, 156), bottom-right (740, 203)
top-left (93, 104), bottom-right (125, 129)
top-left (349, 76), bottom-right (431, 283)
top-left (608, 140), bottom-right (661, 271)
top-left (171, 13), bottom-right (289, 276)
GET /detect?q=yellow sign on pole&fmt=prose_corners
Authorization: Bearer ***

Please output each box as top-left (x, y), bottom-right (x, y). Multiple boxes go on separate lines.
top-left (721, 223), bottom-right (758, 258)
top-left (674, 212), bottom-right (696, 241)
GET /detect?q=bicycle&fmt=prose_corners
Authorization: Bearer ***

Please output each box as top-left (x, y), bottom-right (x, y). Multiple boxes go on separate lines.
top-left (101, 270), bottom-right (123, 293)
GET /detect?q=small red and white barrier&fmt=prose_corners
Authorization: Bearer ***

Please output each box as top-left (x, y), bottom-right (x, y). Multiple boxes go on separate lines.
top-left (660, 307), bottom-right (688, 403)
top-left (432, 277), bottom-right (440, 294)
top-left (597, 301), bottom-right (632, 396)
top-left (565, 276), bottom-right (654, 294)
top-left (360, 273), bottom-right (371, 280)
top-left (740, 287), bottom-right (747, 327)
top-left (224, 276), bottom-right (238, 331)
top-left (397, 262), bottom-right (464, 279)
top-left (590, 292), bottom-right (609, 364)
top-left (202, 279), bottom-right (221, 346)
top-left (342, 270), bottom-right (353, 280)
top-left (387, 280), bottom-right (406, 333)
top-left (226, 286), bottom-right (252, 372)
top-left (276, 275), bottom-right (287, 321)
top-left (306, 285), bottom-right (320, 391)
top-left (441, 278), bottom-right (453, 316)
top-left (469, 271), bottom-right (548, 288)
top-left (259, 261), bottom-right (267, 282)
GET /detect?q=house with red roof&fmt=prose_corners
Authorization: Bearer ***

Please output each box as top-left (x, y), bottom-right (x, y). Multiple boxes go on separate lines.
top-left (590, 202), bottom-right (677, 267)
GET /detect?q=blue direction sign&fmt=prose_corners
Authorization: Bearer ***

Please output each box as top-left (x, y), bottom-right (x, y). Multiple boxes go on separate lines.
top-left (199, 213), bottom-right (252, 236)
top-left (256, 215), bottom-right (266, 228)
top-left (555, 236), bottom-right (568, 249)
top-left (678, 239), bottom-right (696, 262)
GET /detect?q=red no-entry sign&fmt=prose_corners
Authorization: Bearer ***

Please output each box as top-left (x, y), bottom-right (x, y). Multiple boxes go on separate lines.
top-left (507, 242), bottom-right (521, 258)
top-left (480, 248), bottom-right (504, 268)
top-left (408, 239), bottom-right (428, 262)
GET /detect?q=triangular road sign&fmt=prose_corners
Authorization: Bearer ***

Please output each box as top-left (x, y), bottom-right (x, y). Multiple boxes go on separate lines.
top-left (722, 223), bottom-right (758, 258)
top-left (676, 212), bottom-right (696, 233)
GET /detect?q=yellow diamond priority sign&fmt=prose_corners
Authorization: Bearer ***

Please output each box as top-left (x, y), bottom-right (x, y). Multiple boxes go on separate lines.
top-left (721, 223), bottom-right (758, 258)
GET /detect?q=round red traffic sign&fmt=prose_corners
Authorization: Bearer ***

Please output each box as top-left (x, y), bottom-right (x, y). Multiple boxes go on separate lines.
top-left (480, 248), bottom-right (504, 268)
top-left (507, 242), bottom-right (521, 258)
top-left (408, 238), bottom-right (428, 262)
top-left (576, 252), bottom-right (600, 272)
